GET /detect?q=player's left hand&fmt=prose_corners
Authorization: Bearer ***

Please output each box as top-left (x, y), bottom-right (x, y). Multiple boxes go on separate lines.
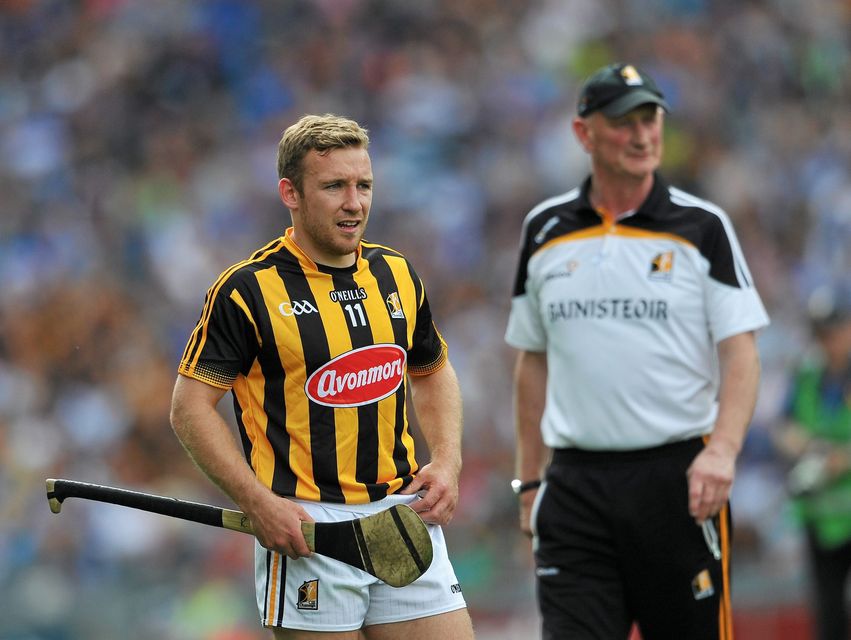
top-left (686, 439), bottom-right (737, 524)
top-left (400, 461), bottom-right (460, 526)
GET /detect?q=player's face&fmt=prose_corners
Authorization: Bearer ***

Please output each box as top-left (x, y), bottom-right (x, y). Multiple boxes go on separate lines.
top-left (576, 104), bottom-right (664, 182)
top-left (280, 146), bottom-right (373, 267)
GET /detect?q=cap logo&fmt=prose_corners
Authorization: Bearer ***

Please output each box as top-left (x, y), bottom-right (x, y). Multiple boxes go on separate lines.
top-left (620, 65), bottom-right (643, 86)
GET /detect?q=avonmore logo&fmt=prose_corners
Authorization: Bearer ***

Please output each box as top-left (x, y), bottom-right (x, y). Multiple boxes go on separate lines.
top-left (305, 344), bottom-right (406, 408)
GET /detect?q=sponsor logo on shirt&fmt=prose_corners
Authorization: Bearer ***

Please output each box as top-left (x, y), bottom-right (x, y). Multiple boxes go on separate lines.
top-left (544, 260), bottom-right (580, 282)
top-left (548, 298), bottom-right (668, 322)
top-left (329, 288), bottom-right (368, 303)
top-left (305, 344), bottom-right (406, 407)
top-left (534, 216), bottom-right (560, 244)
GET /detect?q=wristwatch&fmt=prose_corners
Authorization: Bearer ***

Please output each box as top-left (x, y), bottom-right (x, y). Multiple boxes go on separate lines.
top-left (511, 478), bottom-right (541, 495)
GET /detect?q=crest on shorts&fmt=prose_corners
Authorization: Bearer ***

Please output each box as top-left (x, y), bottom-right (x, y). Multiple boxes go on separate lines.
top-left (691, 569), bottom-right (715, 600)
top-left (297, 579), bottom-right (319, 610)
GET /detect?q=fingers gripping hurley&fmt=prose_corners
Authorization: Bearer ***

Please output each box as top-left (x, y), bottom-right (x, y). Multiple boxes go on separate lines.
top-left (302, 504), bottom-right (433, 588)
top-left (46, 479), bottom-right (432, 587)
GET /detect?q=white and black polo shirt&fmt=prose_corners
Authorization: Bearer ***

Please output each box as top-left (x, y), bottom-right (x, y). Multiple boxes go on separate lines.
top-left (505, 175), bottom-right (770, 450)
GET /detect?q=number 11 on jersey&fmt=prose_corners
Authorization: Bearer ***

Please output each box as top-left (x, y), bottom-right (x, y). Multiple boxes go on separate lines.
top-left (344, 303), bottom-right (366, 327)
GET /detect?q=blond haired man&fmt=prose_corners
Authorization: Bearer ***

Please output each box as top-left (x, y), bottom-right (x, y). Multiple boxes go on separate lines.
top-left (172, 114), bottom-right (474, 639)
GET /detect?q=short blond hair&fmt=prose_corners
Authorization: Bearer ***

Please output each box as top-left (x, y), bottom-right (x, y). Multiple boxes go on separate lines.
top-left (277, 114), bottom-right (370, 191)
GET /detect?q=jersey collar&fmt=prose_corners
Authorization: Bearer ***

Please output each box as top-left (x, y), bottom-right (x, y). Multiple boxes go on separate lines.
top-left (282, 227), bottom-right (363, 273)
top-left (578, 173), bottom-right (670, 221)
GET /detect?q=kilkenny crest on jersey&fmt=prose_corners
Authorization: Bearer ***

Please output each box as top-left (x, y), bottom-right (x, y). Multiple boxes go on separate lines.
top-left (649, 251), bottom-right (674, 281)
top-left (386, 291), bottom-right (405, 319)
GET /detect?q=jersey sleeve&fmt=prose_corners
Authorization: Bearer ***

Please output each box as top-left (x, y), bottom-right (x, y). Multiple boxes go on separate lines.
top-left (406, 276), bottom-right (448, 376)
top-left (178, 277), bottom-right (260, 389)
top-left (505, 220), bottom-right (547, 351)
top-left (701, 213), bottom-right (770, 342)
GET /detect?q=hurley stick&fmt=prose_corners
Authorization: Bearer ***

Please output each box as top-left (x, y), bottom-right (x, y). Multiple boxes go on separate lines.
top-left (46, 478), bottom-right (432, 587)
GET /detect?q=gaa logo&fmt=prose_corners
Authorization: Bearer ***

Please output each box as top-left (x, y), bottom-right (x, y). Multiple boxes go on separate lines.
top-left (305, 344), bottom-right (406, 408)
top-left (279, 299), bottom-right (318, 317)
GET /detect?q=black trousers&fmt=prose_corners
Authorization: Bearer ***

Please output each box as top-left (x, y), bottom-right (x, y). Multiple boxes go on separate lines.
top-left (534, 439), bottom-right (733, 640)
top-left (805, 527), bottom-right (851, 640)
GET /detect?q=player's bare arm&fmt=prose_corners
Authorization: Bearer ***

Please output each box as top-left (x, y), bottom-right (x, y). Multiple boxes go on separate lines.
top-left (170, 374), bottom-right (313, 558)
top-left (687, 331), bottom-right (761, 523)
top-left (401, 360), bottom-right (463, 525)
top-left (513, 350), bottom-right (549, 536)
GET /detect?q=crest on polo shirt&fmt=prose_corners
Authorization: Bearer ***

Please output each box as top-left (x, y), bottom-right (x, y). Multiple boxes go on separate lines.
top-left (297, 579), bottom-right (319, 610)
top-left (649, 251), bottom-right (674, 281)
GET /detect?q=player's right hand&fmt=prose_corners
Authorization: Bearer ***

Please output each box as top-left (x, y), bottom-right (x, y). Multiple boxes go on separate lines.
top-left (245, 491), bottom-right (314, 559)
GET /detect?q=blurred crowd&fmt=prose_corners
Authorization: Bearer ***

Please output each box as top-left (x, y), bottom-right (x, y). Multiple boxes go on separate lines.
top-left (1, 1), bottom-right (849, 638)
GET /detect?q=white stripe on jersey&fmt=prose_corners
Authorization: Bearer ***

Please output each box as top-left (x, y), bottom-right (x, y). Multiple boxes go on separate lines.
top-left (669, 187), bottom-right (755, 288)
top-left (520, 189), bottom-right (580, 245)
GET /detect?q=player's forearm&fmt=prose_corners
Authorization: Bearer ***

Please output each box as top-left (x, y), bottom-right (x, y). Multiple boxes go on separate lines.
top-left (170, 377), bottom-right (268, 511)
top-left (514, 351), bottom-right (549, 481)
top-left (709, 331), bottom-right (761, 456)
top-left (409, 361), bottom-right (463, 474)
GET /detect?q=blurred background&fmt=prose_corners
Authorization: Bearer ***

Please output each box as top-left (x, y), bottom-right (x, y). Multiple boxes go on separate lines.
top-left (1, 0), bottom-right (850, 638)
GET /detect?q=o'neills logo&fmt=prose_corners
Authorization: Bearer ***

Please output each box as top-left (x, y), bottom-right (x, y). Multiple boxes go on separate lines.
top-left (305, 344), bottom-right (406, 408)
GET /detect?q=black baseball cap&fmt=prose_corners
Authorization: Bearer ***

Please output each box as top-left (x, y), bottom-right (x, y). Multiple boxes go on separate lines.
top-left (577, 63), bottom-right (670, 118)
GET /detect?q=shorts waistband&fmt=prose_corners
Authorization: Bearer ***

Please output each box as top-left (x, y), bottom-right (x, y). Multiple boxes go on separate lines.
top-left (552, 437), bottom-right (705, 465)
top-left (290, 492), bottom-right (419, 514)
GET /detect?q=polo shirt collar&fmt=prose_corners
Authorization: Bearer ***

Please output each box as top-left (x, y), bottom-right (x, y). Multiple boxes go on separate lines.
top-left (578, 173), bottom-right (670, 221)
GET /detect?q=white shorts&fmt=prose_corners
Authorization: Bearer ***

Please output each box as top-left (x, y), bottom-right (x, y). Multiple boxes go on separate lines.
top-left (255, 493), bottom-right (467, 631)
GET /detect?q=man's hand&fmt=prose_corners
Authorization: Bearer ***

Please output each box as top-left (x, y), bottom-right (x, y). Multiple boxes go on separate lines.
top-left (686, 439), bottom-right (737, 525)
top-left (243, 490), bottom-right (315, 559)
top-left (400, 461), bottom-right (460, 525)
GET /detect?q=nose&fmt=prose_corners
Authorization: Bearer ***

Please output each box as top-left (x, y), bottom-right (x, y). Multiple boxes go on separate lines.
top-left (342, 185), bottom-right (361, 211)
top-left (632, 120), bottom-right (655, 146)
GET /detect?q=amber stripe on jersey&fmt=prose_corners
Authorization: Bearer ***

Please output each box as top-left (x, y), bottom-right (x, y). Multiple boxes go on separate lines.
top-left (177, 233), bottom-right (441, 504)
top-left (180, 237), bottom-right (287, 382)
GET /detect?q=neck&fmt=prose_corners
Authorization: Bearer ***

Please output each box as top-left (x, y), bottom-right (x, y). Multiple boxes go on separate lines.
top-left (589, 172), bottom-right (654, 218)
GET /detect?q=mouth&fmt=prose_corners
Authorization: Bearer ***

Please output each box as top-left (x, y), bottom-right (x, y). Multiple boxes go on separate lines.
top-left (336, 220), bottom-right (363, 237)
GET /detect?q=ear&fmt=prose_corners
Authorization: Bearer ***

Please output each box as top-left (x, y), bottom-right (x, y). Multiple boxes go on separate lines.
top-left (572, 116), bottom-right (593, 152)
top-left (279, 178), bottom-right (299, 209)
